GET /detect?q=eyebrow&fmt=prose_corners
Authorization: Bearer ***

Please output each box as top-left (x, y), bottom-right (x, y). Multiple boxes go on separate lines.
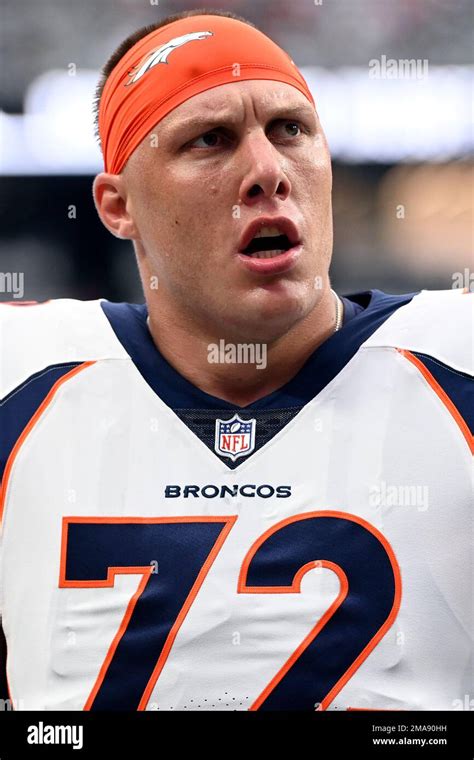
top-left (165, 103), bottom-right (316, 137)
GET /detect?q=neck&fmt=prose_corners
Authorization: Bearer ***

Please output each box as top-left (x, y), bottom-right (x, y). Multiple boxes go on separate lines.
top-left (146, 287), bottom-right (341, 407)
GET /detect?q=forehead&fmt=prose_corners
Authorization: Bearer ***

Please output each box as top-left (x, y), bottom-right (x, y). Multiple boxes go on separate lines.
top-left (159, 79), bottom-right (315, 132)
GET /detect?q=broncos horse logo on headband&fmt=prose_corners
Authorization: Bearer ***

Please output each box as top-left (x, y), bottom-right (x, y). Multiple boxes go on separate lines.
top-left (126, 31), bottom-right (214, 85)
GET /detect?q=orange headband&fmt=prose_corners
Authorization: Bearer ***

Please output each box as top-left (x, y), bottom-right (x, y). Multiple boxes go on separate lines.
top-left (99, 15), bottom-right (315, 175)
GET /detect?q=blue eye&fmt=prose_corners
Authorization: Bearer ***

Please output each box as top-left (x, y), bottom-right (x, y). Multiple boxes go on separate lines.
top-left (282, 122), bottom-right (301, 136)
top-left (186, 121), bottom-right (305, 150)
top-left (272, 121), bottom-right (302, 138)
top-left (189, 131), bottom-right (224, 149)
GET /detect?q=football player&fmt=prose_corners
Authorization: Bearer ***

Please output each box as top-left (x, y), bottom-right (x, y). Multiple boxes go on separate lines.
top-left (0, 9), bottom-right (472, 711)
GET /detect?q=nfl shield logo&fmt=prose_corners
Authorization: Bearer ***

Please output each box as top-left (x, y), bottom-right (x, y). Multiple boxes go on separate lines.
top-left (214, 413), bottom-right (256, 462)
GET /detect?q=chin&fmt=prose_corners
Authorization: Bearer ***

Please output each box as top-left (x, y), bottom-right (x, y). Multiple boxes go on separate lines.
top-left (258, 280), bottom-right (316, 316)
top-left (230, 289), bottom-right (315, 342)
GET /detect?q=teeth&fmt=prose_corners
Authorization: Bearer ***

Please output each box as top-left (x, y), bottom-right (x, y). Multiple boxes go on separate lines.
top-left (253, 225), bottom-right (282, 239)
top-left (249, 249), bottom-right (285, 259)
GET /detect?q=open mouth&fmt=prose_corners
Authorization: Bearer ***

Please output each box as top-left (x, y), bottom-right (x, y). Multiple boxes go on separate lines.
top-left (241, 226), bottom-right (294, 259)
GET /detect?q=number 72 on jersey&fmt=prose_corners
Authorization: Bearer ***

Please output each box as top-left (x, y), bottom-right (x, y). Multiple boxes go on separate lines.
top-left (60, 511), bottom-right (401, 710)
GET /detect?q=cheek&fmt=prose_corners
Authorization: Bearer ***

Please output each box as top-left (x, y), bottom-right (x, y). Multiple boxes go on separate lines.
top-left (293, 159), bottom-right (332, 215)
top-left (159, 165), bottom-right (222, 220)
top-left (131, 172), bottom-right (193, 242)
top-left (305, 137), bottom-right (332, 182)
top-left (162, 170), bottom-right (230, 245)
top-left (289, 134), bottom-right (331, 181)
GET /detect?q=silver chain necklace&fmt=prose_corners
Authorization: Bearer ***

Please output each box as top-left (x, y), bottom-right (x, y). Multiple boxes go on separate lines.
top-left (331, 288), bottom-right (343, 332)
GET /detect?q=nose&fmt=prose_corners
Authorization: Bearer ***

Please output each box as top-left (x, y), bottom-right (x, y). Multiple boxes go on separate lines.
top-left (238, 130), bottom-right (291, 206)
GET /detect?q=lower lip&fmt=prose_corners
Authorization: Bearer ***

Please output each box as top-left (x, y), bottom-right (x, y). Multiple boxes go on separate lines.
top-left (236, 243), bottom-right (302, 275)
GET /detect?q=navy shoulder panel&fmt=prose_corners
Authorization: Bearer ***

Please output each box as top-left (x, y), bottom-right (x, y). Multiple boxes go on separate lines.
top-left (411, 352), bottom-right (473, 436)
top-left (0, 363), bottom-right (82, 483)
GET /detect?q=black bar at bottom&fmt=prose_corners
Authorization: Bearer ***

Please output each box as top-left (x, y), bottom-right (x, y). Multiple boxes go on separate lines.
top-left (0, 710), bottom-right (472, 758)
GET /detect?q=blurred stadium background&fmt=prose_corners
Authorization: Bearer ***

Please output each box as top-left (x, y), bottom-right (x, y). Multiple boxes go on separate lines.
top-left (0, 0), bottom-right (472, 302)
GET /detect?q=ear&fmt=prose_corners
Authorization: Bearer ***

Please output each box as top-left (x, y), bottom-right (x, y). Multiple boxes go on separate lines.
top-left (92, 172), bottom-right (140, 240)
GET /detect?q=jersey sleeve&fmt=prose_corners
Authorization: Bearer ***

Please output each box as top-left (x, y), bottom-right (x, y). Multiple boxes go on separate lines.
top-left (0, 299), bottom-right (128, 486)
top-left (362, 288), bottom-right (474, 448)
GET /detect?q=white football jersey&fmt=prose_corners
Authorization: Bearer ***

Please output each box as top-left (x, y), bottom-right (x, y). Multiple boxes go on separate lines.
top-left (0, 288), bottom-right (472, 711)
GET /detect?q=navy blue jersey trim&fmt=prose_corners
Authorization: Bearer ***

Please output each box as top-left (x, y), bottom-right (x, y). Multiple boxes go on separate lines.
top-left (101, 290), bottom-right (417, 412)
top-left (411, 352), bottom-right (474, 436)
top-left (101, 290), bottom-right (416, 467)
top-left (340, 294), bottom-right (365, 323)
top-left (0, 622), bottom-right (8, 703)
top-left (0, 362), bottom-right (82, 483)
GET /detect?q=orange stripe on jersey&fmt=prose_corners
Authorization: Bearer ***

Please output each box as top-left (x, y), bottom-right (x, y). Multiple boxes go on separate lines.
top-left (247, 559), bottom-right (349, 711)
top-left (59, 515), bottom-right (237, 711)
top-left (239, 510), bottom-right (402, 712)
top-left (397, 349), bottom-right (473, 454)
top-left (0, 361), bottom-right (96, 525)
top-left (137, 515), bottom-right (237, 710)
